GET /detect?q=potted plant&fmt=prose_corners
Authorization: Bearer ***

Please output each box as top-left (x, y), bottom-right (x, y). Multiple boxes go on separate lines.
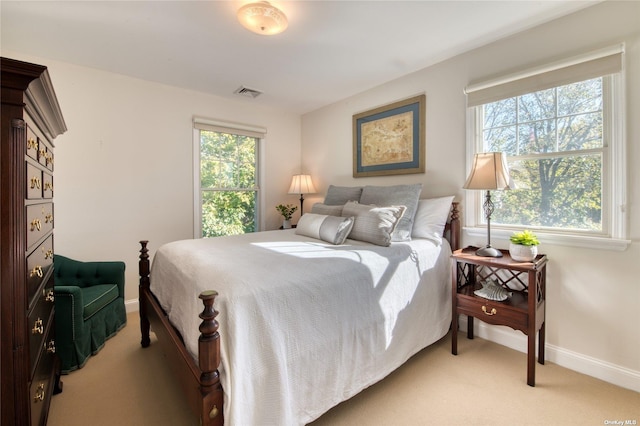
top-left (276, 204), bottom-right (298, 229)
top-left (509, 230), bottom-right (540, 261)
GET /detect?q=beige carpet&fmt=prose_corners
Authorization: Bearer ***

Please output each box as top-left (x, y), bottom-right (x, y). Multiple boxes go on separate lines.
top-left (49, 313), bottom-right (639, 426)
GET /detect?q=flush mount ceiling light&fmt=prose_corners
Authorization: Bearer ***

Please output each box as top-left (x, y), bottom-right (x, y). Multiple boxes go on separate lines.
top-left (237, 1), bottom-right (288, 35)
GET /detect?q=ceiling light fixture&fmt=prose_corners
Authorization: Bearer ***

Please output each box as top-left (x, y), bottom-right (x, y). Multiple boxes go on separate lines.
top-left (237, 1), bottom-right (288, 35)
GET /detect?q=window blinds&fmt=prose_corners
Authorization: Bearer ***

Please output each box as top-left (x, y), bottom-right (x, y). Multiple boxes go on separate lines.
top-left (465, 45), bottom-right (624, 107)
top-left (193, 116), bottom-right (267, 139)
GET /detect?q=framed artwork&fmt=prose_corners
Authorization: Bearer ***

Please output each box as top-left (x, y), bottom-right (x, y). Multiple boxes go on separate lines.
top-left (353, 94), bottom-right (425, 177)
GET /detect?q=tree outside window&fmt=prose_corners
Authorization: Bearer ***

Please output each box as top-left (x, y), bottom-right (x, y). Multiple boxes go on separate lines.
top-left (199, 130), bottom-right (258, 237)
top-left (480, 78), bottom-right (605, 232)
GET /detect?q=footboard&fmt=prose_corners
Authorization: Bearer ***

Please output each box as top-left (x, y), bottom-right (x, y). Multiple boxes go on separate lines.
top-left (138, 241), bottom-right (224, 425)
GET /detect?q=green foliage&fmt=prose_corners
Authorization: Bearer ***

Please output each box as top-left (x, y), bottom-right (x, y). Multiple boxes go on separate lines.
top-left (484, 78), bottom-right (603, 231)
top-left (275, 204), bottom-right (297, 220)
top-left (509, 230), bottom-right (540, 246)
top-left (199, 130), bottom-right (258, 237)
top-left (201, 190), bottom-right (256, 237)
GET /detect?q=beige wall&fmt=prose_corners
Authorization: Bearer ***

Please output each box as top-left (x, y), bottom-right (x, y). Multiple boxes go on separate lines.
top-left (301, 1), bottom-right (640, 390)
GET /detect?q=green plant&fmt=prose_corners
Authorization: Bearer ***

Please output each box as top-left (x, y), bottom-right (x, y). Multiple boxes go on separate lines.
top-left (509, 230), bottom-right (540, 246)
top-left (275, 204), bottom-right (297, 220)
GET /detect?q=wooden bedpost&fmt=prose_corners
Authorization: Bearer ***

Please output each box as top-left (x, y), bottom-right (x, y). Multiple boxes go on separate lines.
top-left (198, 291), bottom-right (224, 425)
top-left (449, 202), bottom-right (461, 251)
top-left (139, 240), bottom-right (151, 348)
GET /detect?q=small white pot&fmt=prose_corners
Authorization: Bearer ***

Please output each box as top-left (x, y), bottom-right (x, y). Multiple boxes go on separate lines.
top-left (282, 219), bottom-right (292, 229)
top-left (509, 243), bottom-right (538, 261)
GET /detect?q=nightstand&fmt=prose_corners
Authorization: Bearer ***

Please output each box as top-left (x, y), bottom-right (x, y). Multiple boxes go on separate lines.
top-left (451, 246), bottom-right (548, 386)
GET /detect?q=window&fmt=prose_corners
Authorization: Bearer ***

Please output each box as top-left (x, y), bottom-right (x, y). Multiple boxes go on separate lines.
top-left (193, 118), bottom-right (265, 238)
top-left (465, 46), bottom-right (628, 249)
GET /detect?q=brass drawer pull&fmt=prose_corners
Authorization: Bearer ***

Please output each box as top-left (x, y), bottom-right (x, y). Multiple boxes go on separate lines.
top-left (44, 289), bottom-right (55, 302)
top-left (482, 305), bottom-right (497, 316)
top-left (44, 248), bottom-right (54, 259)
top-left (33, 383), bottom-right (45, 402)
top-left (27, 138), bottom-right (38, 150)
top-left (30, 219), bottom-right (41, 231)
top-left (45, 213), bottom-right (53, 224)
top-left (32, 318), bottom-right (44, 335)
top-left (46, 340), bottom-right (56, 354)
top-left (209, 405), bottom-right (219, 419)
top-left (30, 265), bottom-right (43, 278)
top-left (44, 181), bottom-right (53, 191)
top-left (30, 176), bottom-right (41, 189)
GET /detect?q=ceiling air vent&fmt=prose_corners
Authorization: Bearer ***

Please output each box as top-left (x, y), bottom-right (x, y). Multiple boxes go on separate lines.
top-left (234, 86), bottom-right (263, 98)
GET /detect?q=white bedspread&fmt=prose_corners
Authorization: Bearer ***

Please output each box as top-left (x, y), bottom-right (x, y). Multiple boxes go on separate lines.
top-left (150, 230), bottom-right (452, 426)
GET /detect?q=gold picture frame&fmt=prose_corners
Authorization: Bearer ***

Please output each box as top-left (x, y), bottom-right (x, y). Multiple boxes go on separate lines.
top-left (353, 94), bottom-right (425, 177)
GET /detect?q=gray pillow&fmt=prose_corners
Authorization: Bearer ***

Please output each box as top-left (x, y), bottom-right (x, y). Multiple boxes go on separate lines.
top-left (311, 203), bottom-right (344, 216)
top-left (341, 201), bottom-right (406, 247)
top-left (295, 213), bottom-right (355, 245)
top-left (359, 184), bottom-right (422, 242)
top-left (324, 185), bottom-right (363, 205)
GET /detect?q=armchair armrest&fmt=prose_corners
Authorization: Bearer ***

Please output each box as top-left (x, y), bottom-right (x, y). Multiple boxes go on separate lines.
top-left (54, 285), bottom-right (85, 340)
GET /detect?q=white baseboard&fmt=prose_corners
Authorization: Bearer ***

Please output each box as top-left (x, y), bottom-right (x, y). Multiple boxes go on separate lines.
top-left (125, 298), bottom-right (139, 313)
top-left (459, 316), bottom-right (640, 393)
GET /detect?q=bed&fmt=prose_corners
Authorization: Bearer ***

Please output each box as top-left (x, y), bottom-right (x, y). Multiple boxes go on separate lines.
top-left (138, 185), bottom-right (460, 425)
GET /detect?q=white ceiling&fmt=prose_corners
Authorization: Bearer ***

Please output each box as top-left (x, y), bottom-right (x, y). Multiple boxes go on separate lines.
top-left (1, 1), bottom-right (596, 114)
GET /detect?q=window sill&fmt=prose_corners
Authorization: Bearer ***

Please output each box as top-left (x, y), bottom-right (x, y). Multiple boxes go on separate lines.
top-left (464, 226), bottom-right (631, 252)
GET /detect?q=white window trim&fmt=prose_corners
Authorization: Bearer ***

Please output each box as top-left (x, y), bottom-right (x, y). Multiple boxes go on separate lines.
top-left (464, 52), bottom-right (630, 252)
top-left (193, 117), bottom-right (265, 238)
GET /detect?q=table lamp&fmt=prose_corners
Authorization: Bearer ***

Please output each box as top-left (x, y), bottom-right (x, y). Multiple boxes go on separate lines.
top-left (288, 174), bottom-right (316, 215)
top-left (463, 152), bottom-right (512, 257)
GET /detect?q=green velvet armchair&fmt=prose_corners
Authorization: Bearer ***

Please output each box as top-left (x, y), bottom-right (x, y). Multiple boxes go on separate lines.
top-left (54, 255), bottom-right (127, 373)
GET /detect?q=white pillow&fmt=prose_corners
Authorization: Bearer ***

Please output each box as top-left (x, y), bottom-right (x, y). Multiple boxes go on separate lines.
top-left (411, 196), bottom-right (455, 244)
top-left (342, 201), bottom-right (406, 247)
top-left (295, 213), bottom-right (355, 245)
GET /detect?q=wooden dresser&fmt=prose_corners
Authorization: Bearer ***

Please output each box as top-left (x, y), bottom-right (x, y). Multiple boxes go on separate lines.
top-left (1, 57), bottom-right (67, 426)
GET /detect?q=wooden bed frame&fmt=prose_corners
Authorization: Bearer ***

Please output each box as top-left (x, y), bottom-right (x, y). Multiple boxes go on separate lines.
top-left (138, 202), bottom-right (460, 425)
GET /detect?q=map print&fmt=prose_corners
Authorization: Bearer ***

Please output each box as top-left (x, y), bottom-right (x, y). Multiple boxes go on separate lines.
top-left (361, 111), bottom-right (414, 167)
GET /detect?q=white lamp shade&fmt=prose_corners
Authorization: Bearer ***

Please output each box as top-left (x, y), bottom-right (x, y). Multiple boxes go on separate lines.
top-left (463, 152), bottom-right (513, 190)
top-left (288, 175), bottom-right (316, 195)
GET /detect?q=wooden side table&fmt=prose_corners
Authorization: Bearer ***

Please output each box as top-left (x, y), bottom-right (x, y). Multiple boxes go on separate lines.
top-left (451, 246), bottom-right (548, 386)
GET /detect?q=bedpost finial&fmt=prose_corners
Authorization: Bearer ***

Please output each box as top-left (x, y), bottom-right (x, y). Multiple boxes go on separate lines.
top-left (139, 240), bottom-right (150, 278)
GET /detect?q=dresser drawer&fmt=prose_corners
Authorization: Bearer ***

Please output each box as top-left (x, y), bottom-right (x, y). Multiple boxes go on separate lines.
top-left (26, 203), bottom-right (53, 249)
top-left (28, 276), bottom-right (55, 374)
top-left (29, 324), bottom-right (56, 426)
top-left (26, 126), bottom-right (39, 161)
top-left (456, 295), bottom-right (529, 332)
top-left (27, 236), bottom-right (54, 304)
top-left (46, 149), bottom-right (54, 172)
top-left (37, 135), bottom-right (54, 172)
top-left (26, 163), bottom-right (43, 199)
top-left (42, 172), bottom-right (53, 199)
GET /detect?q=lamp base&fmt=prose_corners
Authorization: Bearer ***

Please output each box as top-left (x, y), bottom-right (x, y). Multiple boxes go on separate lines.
top-left (475, 246), bottom-right (503, 258)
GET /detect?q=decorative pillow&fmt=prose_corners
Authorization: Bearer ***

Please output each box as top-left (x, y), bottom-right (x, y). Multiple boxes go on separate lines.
top-left (324, 185), bottom-right (363, 205)
top-left (295, 213), bottom-right (355, 245)
top-left (411, 196), bottom-right (455, 244)
top-left (341, 201), bottom-right (406, 247)
top-left (311, 203), bottom-right (344, 217)
top-left (359, 183), bottom-right (422, 242)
